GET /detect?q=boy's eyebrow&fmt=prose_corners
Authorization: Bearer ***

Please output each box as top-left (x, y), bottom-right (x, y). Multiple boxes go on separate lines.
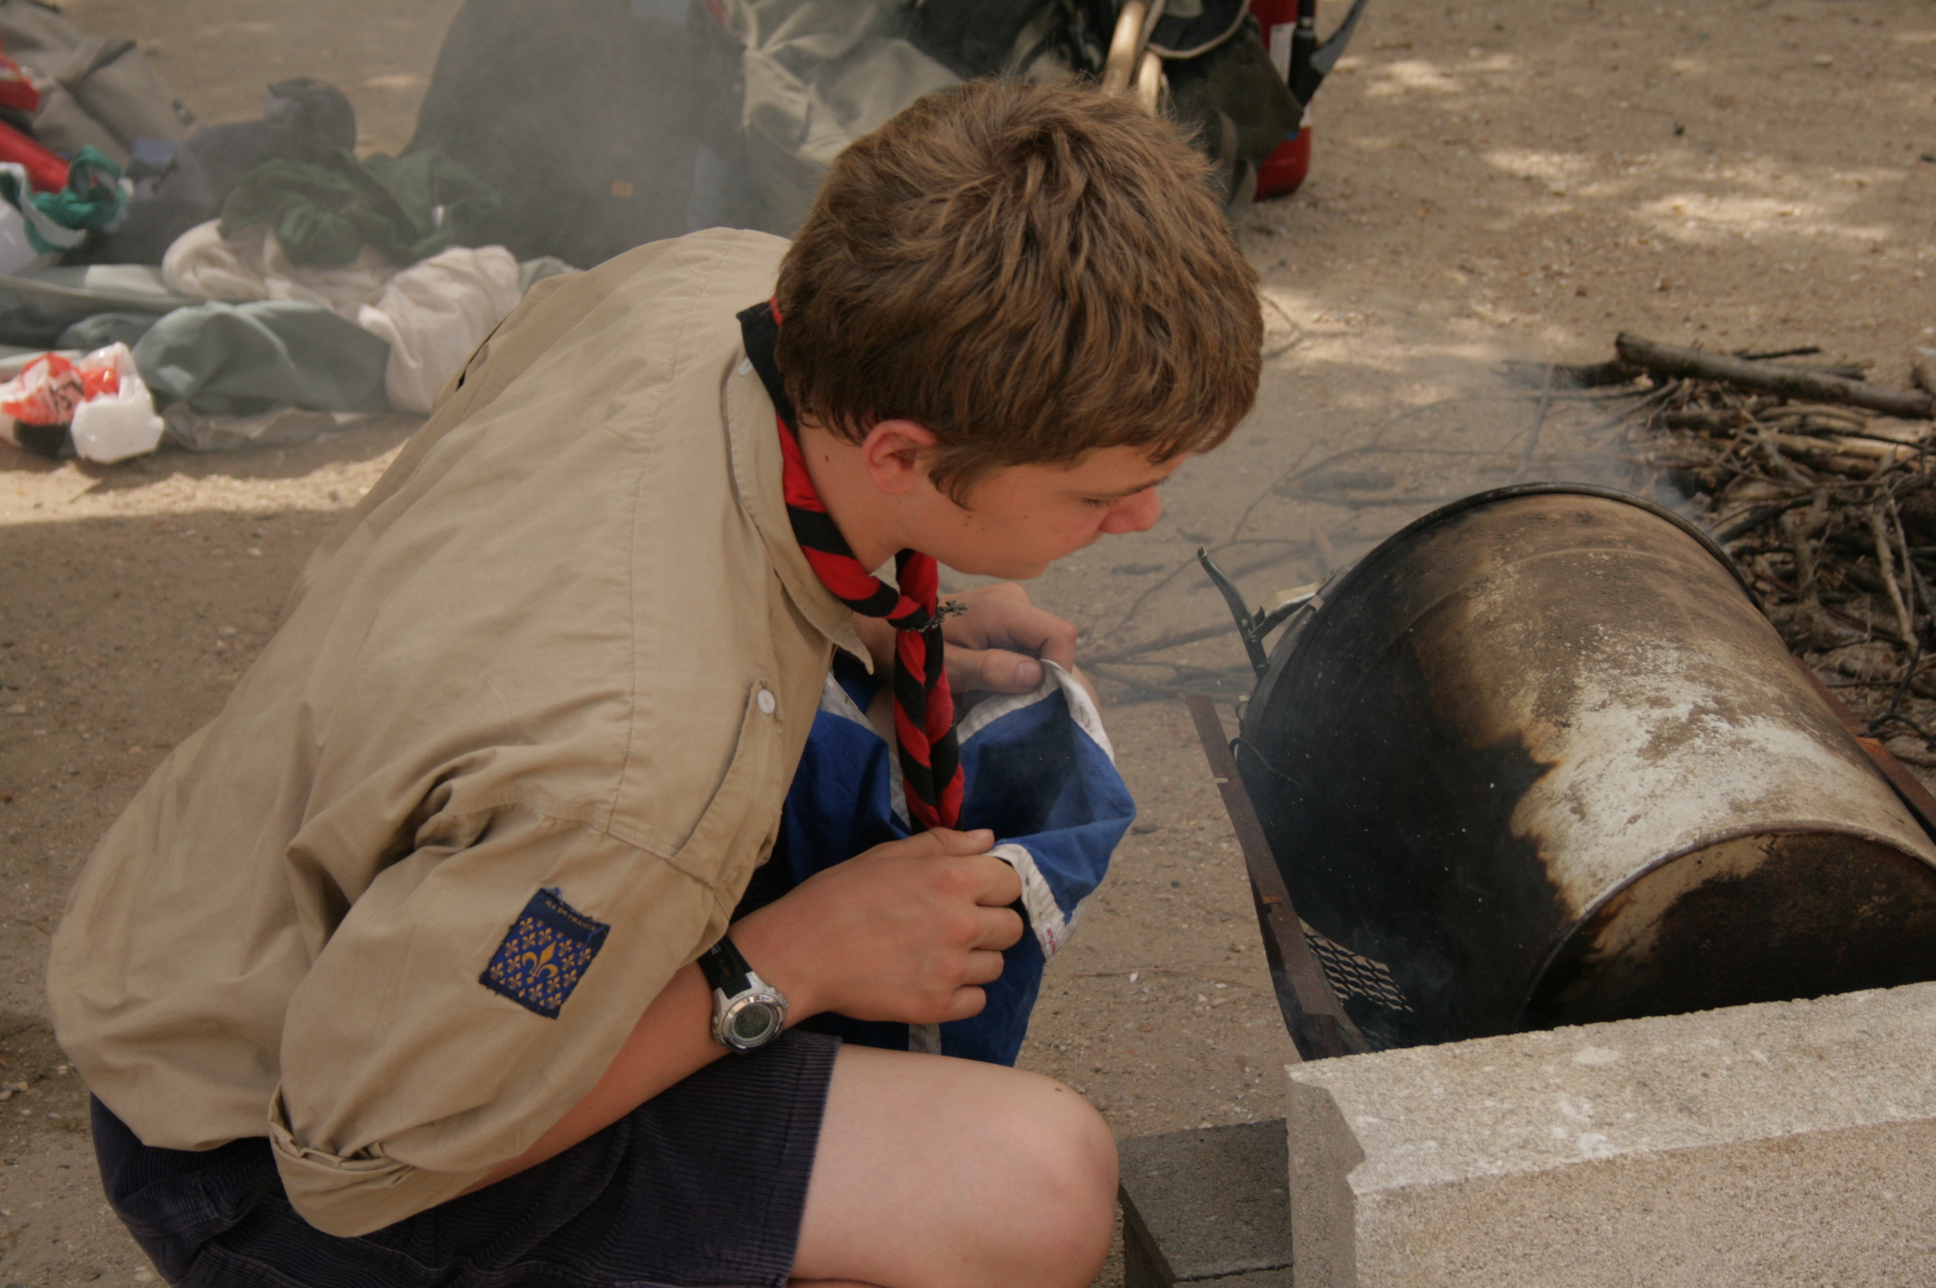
top-left (1087, 474), bottom-right (1175, 499)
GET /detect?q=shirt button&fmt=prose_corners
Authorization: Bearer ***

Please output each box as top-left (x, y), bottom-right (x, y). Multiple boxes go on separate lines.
top-left (757, 688), bottom-right (776, 716)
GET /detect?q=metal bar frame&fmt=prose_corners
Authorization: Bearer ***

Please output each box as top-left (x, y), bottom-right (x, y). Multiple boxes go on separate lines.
top-left (1185, 694), bottom-right (1365, 1061)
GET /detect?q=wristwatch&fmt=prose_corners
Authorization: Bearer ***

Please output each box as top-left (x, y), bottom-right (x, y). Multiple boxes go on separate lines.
top-left (698, 934), bottom-right (789, 1053)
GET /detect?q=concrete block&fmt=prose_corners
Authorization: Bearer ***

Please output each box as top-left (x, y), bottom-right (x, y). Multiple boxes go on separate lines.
top-left (1119, 1121), bottom-right (1293, 1287)
top-left (1286, 980), bottom-right (1936, 1287)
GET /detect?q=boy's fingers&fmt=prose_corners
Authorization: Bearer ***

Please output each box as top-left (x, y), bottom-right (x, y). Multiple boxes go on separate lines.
top-left (943, 985), bottom-right (990, 1023)
top-left (941, 586), bottom-right (1079, 674)
top-left (947, 646), bottom-right (1044, 694)
top-left (985, 595), bottom-right (1078, 673)
top-left (968, 856), bottom-right (1024, 908)
top-left (933, 827), bottom-right (997, 855)
top-left (963, 947), bottom-right (1008, 986)
top-left (898, 827), bottom-right (995, 857)
top-left (983, 910), bottom-right (1029, 949)
top-left (974, 905), bottom-right (1025, 951)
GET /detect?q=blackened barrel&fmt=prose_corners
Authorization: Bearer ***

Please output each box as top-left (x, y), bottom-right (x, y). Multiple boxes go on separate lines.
top-left (1237, 485), bottom-right (1936, 1050)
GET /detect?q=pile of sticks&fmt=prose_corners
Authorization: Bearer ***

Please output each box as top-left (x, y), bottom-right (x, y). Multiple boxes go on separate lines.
top-left (1593, 334), bottom-right (1936, 760)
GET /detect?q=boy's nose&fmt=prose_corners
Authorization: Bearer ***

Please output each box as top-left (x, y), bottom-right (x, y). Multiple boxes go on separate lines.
top-left (1102, 488), bottom-right (1162, 534)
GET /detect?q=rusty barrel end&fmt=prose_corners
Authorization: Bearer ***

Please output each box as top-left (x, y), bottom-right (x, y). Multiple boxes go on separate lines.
top-left (1238, 485), bottom-right (1936, 1050)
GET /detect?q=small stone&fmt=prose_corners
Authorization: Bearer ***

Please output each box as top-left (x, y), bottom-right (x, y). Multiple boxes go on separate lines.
top-left (216, 626), bottom-right (237, 638)
top-left (246, 548), bottom-right (261, 558)
top-left (1130, 822), bottom-right (1159, 835)
top-left (1813, 53), bottom-right (1833, 67)
top-left (4, 704), bottom-right (22, 715)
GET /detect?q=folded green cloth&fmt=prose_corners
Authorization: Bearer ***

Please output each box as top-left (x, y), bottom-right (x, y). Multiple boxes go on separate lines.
top-left (218, 147), bottom-right (499, 268)
top-left (0, 146), bottom-right (131, 254)
top-left (133, 299), bottom-right (391, 416)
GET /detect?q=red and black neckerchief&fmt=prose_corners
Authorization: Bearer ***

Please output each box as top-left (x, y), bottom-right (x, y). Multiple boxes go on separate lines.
top-left (738, 300), bottom-right (964, 830)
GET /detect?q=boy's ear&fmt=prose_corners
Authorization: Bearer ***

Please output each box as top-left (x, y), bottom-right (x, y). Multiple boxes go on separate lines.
top-left (858, 419), bottom-right (943, 497)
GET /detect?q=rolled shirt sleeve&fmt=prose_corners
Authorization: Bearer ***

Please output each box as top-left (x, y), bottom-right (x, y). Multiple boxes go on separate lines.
top-left (271, 681), bottom-right (790, 1235)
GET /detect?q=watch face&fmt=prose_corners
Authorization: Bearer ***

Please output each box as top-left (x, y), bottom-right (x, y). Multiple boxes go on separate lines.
top-left (728, 1000), bottom-right (782, 1048)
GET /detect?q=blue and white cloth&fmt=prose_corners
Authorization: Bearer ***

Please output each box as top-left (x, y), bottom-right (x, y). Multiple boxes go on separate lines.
top-left (736, 653), bottom-right (1136, 1065)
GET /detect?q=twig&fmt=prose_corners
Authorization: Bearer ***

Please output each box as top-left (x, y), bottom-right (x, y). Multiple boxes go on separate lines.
top-left (1259, 292), bottom-right (1304, 359)
top-left (1882, 641), bottom-right (1924, 731)
top-left (1616, 332), bottom-right (1936, 420)
top-left (1871, 505), bottom-right (1916, 648)
top-left (1087, 621), bottom-right (1236, 664)
top-left (1890, 491), bottom-right (1936, 645)
top-left (1513, 363), bottom-right (1554, 482)
top-left (1714, 498), bottom-right (1807, 544)
top-left (1754, 567), bottom-right (1905, 645)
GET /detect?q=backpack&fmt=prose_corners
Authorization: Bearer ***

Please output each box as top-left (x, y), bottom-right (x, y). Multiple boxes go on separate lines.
top-left (0, 0), bottom-right (194, 166)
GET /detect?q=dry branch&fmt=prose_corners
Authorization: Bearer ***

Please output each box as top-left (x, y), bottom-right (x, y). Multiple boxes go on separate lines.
top-left (1615, 333), bottom-right (1936, 421)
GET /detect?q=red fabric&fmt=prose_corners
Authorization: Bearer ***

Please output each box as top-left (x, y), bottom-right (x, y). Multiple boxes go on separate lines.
top-left (0, 52), bottom-right (39, 115)
top-left (0, 118), bottom-right (68, 195)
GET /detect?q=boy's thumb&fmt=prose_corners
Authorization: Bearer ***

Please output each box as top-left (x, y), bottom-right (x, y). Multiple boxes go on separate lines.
top-left (920, 827), bottom-right (996, 855)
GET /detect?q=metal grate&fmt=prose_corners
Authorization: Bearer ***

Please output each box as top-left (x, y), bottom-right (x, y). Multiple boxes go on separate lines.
top-left (1301, 922), bottom-right (1414, 1014)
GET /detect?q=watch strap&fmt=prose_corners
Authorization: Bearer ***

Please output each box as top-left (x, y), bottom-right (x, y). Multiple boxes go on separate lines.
top-left (699, 935), bottom-right (755, 996)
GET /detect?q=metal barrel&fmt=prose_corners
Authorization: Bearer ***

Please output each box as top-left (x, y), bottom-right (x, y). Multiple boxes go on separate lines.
top-left (1237, 484), bottom-right (1936, 1049)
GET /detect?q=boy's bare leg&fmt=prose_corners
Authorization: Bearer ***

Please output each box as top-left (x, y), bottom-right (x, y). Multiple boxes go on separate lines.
top-left (790, 1044), bottom-right (1116, 1288)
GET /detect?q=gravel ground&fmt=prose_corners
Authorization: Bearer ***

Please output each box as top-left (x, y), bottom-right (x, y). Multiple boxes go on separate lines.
top-left (3, 0), bottom-right (1935, 1282)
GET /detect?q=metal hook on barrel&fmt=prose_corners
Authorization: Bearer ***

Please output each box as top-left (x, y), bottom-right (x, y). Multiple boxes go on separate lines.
top-left (1197, 547), bottom-right (1324, 677)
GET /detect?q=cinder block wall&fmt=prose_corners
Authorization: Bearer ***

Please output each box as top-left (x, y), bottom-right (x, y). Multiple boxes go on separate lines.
top-left (1287, 980), bottom-right (1936, 1288)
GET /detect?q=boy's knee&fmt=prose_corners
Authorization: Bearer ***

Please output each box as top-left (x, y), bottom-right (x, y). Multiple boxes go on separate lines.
top-left (984, 1075), bottom-right (1117, 1286)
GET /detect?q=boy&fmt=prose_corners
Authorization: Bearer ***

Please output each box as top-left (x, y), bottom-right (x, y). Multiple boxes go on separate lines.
top-left (49, 80), bottom-right (1261, 1287)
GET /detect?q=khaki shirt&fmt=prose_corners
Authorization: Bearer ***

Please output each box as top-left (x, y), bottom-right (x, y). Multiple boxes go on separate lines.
top-left (48, 228), bottom-right (866, 1236)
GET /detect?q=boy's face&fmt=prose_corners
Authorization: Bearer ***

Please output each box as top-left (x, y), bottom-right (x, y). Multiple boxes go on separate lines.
top-left (913, 445), bottom-right (1181, 580)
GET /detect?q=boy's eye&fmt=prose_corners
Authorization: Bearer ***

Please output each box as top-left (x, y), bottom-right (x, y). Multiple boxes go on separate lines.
top-left (1081, 497), bottom-right (1114, 509)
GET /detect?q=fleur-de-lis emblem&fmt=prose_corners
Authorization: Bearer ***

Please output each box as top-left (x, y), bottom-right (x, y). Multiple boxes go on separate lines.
top-left (517, 940), bottom-right (561, 982)
top-left (480, 889), bottom-right (612, 1019)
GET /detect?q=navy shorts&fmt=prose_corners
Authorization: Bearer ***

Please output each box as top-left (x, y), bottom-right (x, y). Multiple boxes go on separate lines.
top-left (92, 1030), bottom-right (840, 1287)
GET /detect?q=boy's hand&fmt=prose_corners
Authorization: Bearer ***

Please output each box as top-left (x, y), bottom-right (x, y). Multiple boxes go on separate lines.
top-left (732, 828), bottom-right (1023, 1026)
top-left (853, 583), bottom-right (1093, 697)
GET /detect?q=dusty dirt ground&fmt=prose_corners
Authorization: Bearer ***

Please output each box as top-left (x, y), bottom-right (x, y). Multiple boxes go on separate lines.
top-left (1, 0), bottom-right (1934, 1282)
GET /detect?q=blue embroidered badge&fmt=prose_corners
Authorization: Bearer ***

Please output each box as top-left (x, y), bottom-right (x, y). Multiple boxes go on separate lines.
top-left (480, 888), bottom-right (610, 1018)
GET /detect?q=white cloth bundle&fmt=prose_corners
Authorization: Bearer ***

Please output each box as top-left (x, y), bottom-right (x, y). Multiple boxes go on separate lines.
top-left (161, 221), bottom-right (521, 413)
